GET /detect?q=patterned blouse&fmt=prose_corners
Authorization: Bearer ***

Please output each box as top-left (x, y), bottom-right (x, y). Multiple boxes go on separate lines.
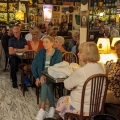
top-left (108, 59), bottom-right (120, 99)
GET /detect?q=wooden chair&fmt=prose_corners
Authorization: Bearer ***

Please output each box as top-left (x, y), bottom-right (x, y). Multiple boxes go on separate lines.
top-left (64, 74), bottom-right (108, 120)
top-left (19, 50), bottom-right (36, 96)
top-left (105, 103), bottom-right (120, 120)
top-left (62, 52), bottom-right (78, 63)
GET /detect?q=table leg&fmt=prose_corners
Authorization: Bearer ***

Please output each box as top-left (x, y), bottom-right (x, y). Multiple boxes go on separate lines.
top-left (58, 83), bottom-right (64, 97)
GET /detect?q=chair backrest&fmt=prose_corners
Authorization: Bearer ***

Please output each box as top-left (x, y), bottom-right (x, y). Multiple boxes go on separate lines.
top-left (62, 52), bottom-right (78, 63)
top-left (21, 50), bottom-right (36, 64)
top-left (80, 74), bottom-right (108, 120)
top-left (21, 50), bottom-right (36, 74)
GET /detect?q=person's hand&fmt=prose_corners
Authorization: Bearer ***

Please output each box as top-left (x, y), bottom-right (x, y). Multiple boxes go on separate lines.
top-left (40, 75), bottom-right (46, 84)
top-left (35, 78), bottom-right (40, 87)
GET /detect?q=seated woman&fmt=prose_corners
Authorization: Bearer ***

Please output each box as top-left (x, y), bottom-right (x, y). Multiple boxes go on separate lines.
top-left (27, 29), bottom-right (44, 52)
top-left (53, 36), bottom-right (66, 53)
top-left (56, 42), bottom-right (105, 119)
top-left (31, 36), bottom-right (62, 120)
top-left (106, 40), bottom-right (120, 104)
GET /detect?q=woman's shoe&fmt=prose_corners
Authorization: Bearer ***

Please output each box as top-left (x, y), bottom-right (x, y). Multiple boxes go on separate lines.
top-left (36, 108), bottom-right (46, 120)
top-left (48, 107), bottom-right (55, 118)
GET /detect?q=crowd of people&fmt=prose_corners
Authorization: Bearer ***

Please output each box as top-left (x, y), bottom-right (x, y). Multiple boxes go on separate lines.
top-left (0, 25), bottom-right (120, 120)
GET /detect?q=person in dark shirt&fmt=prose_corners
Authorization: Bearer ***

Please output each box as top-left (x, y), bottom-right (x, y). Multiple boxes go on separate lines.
top-left (67, 31), bottom-right (80, 52)
top-left (8, 26), bottom-right (28, 88)
top-left (0, 27), bottom-right (7, 40)
top-left (1, 27), bottom-right (13, 71)
top-left (95, 27), bottom-right (104, 43)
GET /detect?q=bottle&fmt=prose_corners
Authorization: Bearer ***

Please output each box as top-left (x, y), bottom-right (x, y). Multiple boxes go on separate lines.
top-left (103, 0), bottom-right (106, 6)
top-left (106, 0), bottom-right (109, 6)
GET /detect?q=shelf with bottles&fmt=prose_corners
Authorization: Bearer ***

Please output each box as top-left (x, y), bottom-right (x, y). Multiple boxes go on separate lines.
top-left (90, 0), bottom-right (117, 8)
top-left (0, 1), bottom-right (18, 23)
top-left (89, 6), bottom-right (116, 29)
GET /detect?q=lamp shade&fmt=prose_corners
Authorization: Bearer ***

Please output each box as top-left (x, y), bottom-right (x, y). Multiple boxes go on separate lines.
top-left (111, 37), bottom-right (120, 47)
top-left (97, 38), bottom-right (111, 54)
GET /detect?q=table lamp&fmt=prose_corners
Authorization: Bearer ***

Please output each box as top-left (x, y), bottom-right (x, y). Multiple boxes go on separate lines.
top-left (97, 38), bottom-right (111, 54)
top-left (111, 37), bottom-right (120, 48)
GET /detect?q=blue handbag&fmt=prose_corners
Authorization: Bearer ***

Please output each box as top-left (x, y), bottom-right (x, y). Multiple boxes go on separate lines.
top-left (24, 76), bottom-right (31, 85)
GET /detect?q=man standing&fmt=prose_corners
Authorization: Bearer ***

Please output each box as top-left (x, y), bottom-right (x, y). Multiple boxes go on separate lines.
top-left (1, 27), bottom-right (13, 71)
top-left (8, 26), bottom-right (28, 88)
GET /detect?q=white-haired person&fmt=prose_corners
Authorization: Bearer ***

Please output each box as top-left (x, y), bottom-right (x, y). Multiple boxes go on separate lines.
top-left (56, 42), bottom-right (105, 119)
top-left (110, 29), bottom-right (119, 44)
top-left (53, 36), bottom-right (66, 53)
top-left (104, 26), bottom-right (110, 38)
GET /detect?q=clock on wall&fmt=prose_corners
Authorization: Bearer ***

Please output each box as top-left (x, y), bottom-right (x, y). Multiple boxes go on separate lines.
top-left (81, 0), bottom-right (88, 5)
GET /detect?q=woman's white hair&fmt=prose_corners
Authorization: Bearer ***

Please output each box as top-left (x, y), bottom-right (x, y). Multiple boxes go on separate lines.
top-left (55, 36), bottom-right (65, 44)
top-left (110, 29), bottom-right (119, 37)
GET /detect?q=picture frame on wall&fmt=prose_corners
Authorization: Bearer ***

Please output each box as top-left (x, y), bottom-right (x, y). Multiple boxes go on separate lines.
top-left (53, 18), bottom-right (60, 26)
top-left (75, 2), bottom-right (81, 6)
top-left (53, 13), bottom-right (60, 19)
top-left (81, 11), bottom-right (88, 28)
top-left (61, 15), bottom-right (68, 24)
top-left (38, 0), bottom-right (44, 4)
top-left (53, 6), bottom-right (60, 12)
top-left (69, 14), bottom-right (73, 23)
top-left (38, 4), bottom-right (43, 16)
top-left (62, 7), bottom-right (69, 13)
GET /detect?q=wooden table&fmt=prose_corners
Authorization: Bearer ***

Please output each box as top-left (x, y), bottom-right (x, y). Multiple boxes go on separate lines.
top-left (42, 71), bottom-right (67, 97)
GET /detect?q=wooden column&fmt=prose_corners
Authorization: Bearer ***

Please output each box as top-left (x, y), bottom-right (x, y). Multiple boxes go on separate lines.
top-left (80, 0), bottom-right (90, 43)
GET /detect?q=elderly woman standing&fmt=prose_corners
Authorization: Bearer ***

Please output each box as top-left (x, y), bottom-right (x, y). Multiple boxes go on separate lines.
top-left (27, 30), bottom-right (44, 52)
top-left (31, 36), bottom-right (62, 120)
top-left (53, 36), bottom-right (66, 53)
top-left (56, 42), bottom-right (105, 119)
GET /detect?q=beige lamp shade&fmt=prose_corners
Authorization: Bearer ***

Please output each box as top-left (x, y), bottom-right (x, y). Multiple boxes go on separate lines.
top-left (97, 38), bottom-right (111, 54)
top-left (15, 11), bottom-right (24, 20)
top-left (111, 37), bottom-right (120, 47)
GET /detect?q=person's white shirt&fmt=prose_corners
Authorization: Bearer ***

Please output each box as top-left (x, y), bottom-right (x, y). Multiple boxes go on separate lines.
top-left (25, 33), bottom-right (32, 41)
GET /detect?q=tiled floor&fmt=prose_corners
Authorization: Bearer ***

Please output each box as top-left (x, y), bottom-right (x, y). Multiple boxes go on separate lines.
top-left (0, 70), bottom-right (50, 120)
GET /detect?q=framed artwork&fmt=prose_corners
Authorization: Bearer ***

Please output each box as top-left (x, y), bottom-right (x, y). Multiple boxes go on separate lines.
top-left (44, 0), bottom-right (52, 4)
top-left (9, 13), bottom-right (15, 22)
top-left (62, 7), bottom-right (69, 13)
top-left (61, 15), bottom-right (68, 24)
top-left (63, 2), bottom-right (73, 5)
top-left (38, 4), bottom-right (43, 16)
top-left (53, 13), bottom-right (60, 18)
top-left (53, 6), bottom-right (60, 12)
top-left (0, 3), bottom-right (7, 12)
top-left (73, 11), bottom-right (80, 30)
top-left (43, 5), bottom-right (53, 22)
top-left (0, 13), bottom-right (7, 21)
top-left (56, 0), bottom-right (62, 5)
top-left (28, 7), bottom-right (37, 22)
top-left (38, 0), bottom-right (44, 4)
top-left (53, 18), bottom-right (59, 26)
top-left (75, 2), bottom-right (81, 6)
top-left (81, 11), bottom-right (88, 28)
top-left (69, 14), bottom-right (73, 23)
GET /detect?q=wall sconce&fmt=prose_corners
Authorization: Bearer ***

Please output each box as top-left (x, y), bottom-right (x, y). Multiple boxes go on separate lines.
top-left (15, 11), bottom-right (24, 20)
top-left (97, 38), bottom-right (111, 54)
top-left (111, 37), bottom-right (120, 49)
